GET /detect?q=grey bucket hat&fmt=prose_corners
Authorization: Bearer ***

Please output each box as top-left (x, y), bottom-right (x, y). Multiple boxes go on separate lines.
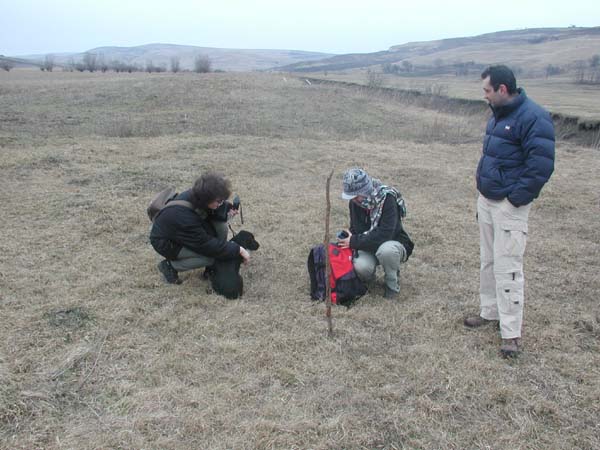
top-left (342, 168), bottom-right (373, 200)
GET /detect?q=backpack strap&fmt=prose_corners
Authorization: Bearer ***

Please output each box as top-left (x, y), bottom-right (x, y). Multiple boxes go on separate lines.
top-left (163, 199), bottom-right (194, 210)
top-left (154, 200), bottom-right (196, 221)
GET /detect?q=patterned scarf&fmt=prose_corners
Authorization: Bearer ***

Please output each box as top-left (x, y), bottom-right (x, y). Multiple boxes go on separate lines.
top-left (364, 178), bottom-right (407, 232)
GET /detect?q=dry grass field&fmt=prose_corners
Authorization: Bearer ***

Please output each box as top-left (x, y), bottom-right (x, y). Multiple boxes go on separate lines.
top-left (1, 69), bottom-right (599, 449)
top-left (312, 71), bottom-right (600, 122)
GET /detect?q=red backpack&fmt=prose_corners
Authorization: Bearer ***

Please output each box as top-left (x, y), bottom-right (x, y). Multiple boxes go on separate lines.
top-left (308, 243), bottom-right (367, 306)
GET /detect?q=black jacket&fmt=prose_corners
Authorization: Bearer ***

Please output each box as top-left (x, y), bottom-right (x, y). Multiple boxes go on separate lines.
top-left (348, 194), bottom-right (414, 257)
top-left (149, 190), bottom-right (240, 261)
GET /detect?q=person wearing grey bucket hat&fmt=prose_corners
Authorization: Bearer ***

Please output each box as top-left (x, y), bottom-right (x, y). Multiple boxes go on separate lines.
top-left (338, 168), bottom-right (414, 299)
top-left (342, 168), bottom-right (373, 200)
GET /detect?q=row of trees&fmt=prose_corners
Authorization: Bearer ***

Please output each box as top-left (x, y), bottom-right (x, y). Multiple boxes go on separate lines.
top-left (1, 53), bottom-right (213, 73)
top-left (573, 55), bottom-right (600, 84)
top-left (380, 54), bottom-right (600, 83)
top-left (382, 61), bottom-right (414, 74)
top-left (543, 55), bottom-right (600, 83)
top-left (63, 53), bottom-right (213, 74)
top-left (382, 60), bottom-right (481, 77)
top-left (142, 55), bottom-right (210, 73)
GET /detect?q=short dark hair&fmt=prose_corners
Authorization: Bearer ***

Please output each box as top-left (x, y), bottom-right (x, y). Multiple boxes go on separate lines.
top-left (190, 173), bottom-right (231, 208)
top-left (481, 65), bottom-right (517, 94)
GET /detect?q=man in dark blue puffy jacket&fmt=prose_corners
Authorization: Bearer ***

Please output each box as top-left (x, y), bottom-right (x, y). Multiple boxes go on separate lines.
top-left (464, 65), bottom-right (554, 358)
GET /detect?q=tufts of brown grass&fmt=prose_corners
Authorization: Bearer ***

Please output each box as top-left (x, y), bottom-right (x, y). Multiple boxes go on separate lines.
top-left (0, 70), bottom-right (599, 449)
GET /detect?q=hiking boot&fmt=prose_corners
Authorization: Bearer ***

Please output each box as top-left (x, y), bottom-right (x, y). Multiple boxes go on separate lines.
top-left (158, 260), bottom-right (181, 284)
top-left (500, 338), bottom-right (520, 358)
top-left (464, 316), bottom-right (498, 328)
top-left (384, 286), bottom-right (399, 299)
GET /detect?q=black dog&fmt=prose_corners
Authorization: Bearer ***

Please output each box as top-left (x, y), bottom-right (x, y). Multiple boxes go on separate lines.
top-left (210, 230), bottom-right (259, 299)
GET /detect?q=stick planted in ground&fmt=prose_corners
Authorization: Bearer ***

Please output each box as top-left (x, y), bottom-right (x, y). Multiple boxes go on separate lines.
top-left (324, 169), bottom-right (334, 338)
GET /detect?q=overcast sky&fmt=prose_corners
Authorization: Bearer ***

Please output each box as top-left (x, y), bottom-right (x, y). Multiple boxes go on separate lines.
top-left (2, 0), bottom-right (599, 56)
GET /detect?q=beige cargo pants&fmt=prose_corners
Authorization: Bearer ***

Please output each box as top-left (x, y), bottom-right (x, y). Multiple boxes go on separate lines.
top-left (478, 194), bottom-right (531, 339)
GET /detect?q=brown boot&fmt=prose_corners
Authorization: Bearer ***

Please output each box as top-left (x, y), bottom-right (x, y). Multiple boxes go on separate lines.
top-left (500, 338), bottom-right (520, 358)
top-left (464, 316), bottom-right (497, 328)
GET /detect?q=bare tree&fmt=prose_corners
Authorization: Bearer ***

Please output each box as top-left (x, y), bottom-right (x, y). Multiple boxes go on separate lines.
top-left (43, 54), bottom-right (55, 72)
top-left (574, 60), bottom-right (586, 83)
top-left (64, 57), bottom-right (75, 72)
top-left (170, 56), bottom-right (181, 73)
top-left (194, 54), bottom-right (211, 73)
top-left (366, 69), bottom-right (383, 88)
top-left (98, 54), bottom-right (109, 73)
top-left (111, 60), bottom-right (137, 73)
top-left (145, 60), bottom-right (166, 73)
top-left (382, 62), bottom-right (400, 74)
top-left (110, 60), bottom-right (120, 72)
top-left (0, 59), bottom-right (14, 71)
top-left (454, 61), bottom-right (472, 76)
top-left (545, 64), bottom-right (561, 78)
top-left (83, 52), bottom-right (97, 72)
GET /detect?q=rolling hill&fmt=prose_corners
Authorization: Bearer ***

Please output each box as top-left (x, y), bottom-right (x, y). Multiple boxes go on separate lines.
top-left (276, 26), bottom-right (600, 75)
top-left (12, 43), bottom-right (335, 72)
top-left (9, 26), bottom-right (599, 74)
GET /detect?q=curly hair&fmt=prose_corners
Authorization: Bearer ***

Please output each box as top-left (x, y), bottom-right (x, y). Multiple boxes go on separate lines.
top-left (190, 173), bottom-right (231, 209)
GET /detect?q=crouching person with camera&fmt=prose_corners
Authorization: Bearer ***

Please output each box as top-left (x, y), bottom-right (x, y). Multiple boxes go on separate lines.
top-left (337, 168), bottom-right (414, 299)
top-left (150, 173), bottom-right (249, 285)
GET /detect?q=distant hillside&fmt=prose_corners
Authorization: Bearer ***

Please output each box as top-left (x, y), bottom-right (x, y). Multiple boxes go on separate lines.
top-left (276, 26), bottom-right (600, 76)
top-left (0, 55), bottom-right (43, 69)
top-left (13, 44), bottom-right (334, 72)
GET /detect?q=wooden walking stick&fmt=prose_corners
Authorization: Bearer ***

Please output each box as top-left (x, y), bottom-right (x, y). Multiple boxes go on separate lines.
top-left (324, 169), bottom-right (334, 338)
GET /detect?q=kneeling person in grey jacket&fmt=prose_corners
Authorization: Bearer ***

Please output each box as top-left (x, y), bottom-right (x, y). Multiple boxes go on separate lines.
top-left (337, 168), bottom-right (414, 299)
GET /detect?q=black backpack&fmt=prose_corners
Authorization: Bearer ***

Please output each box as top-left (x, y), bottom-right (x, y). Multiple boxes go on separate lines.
top-left (308, 243), bottom-right (367, 306)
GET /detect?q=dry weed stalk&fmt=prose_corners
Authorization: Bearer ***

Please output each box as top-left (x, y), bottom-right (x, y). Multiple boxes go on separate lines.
top-left (76, 328), bottom-right (111, 391)
top-left (324, 169), bottom-right (334, 338)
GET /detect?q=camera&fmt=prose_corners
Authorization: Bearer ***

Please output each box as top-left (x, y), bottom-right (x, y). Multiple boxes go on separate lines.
top-left (231, 194), bottom-right (241, 211)
top-left (227, 194), bottom-right (244, 224)
top-left (337, 230), bottom-right (349, 239)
